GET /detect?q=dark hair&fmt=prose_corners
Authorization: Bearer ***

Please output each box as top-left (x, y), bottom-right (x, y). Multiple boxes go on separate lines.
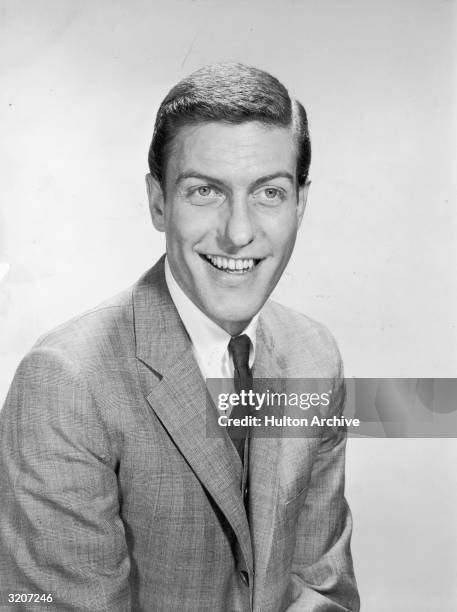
top-left (148, 63), bottom-right (311, 189)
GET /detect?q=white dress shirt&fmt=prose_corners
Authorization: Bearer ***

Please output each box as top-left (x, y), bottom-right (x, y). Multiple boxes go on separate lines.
top-left (164, 257), bottom-right (259, 382)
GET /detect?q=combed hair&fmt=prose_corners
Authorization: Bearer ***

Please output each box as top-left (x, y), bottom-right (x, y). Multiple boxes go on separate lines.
top-left (148, 63), bottom-right (311, 188)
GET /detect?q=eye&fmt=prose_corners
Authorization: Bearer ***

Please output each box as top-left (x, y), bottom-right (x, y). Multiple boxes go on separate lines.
top-left (264, 187), bottom-right (280, 199)
top-left (254, 186), bottom-right (286, 206)
top-left (197, 186), bottom-right (213, 197)
top-left (188, 184), bottom-right (224, 206)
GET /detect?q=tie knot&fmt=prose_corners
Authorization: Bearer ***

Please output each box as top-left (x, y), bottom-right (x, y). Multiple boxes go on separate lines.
top-left (228, 334), bottom-right (251, 371)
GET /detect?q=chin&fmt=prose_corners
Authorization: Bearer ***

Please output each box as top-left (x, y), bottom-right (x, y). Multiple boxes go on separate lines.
top-left (207, 303), bottom-right (260, 330)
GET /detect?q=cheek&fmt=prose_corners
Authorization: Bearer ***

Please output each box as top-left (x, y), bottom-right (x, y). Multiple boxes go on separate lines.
top-left (165, 210), bottom-right (194, 247)
top-left (166, 203), bottom-right (215, 246)
top-left (265, 216), bottom-right (298, 255)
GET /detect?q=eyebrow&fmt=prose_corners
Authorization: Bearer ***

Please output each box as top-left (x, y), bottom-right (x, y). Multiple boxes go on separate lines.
top-left (175, 170), bottom-right (295, 189)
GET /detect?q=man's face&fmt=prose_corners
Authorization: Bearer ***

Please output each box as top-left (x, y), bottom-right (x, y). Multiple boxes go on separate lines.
top-left (147, 121), bottom-right (308, 335)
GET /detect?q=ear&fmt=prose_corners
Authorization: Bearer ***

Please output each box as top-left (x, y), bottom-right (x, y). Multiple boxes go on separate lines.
top-left (145, 173), bottom-right (166, 232)
top-left (296, 180), bottom-right (311, 228)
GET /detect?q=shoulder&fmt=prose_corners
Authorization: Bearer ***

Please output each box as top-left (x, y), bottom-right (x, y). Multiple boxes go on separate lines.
top-left (0, 286), bottom-right (134, 420)
top-left (12, 261), bottom-right (160, 391)
top-left (32, 284), bottom-right (136, 367)
top-left (30, 259), bottom-right (167, 366)
top-left (1, 280), bottom-right (143, 442)
top-left (259, 299), bottom-right (343, 378)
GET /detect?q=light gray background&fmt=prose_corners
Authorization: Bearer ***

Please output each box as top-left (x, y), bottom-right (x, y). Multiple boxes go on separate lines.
top-left (1, 1), bottom-right (456, 609)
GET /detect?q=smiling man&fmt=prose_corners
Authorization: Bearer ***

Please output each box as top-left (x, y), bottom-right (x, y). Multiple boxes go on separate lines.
top-left (147, 120), bottom-right (306, 337)
top-left (0, 64), bottom-right (359, 611)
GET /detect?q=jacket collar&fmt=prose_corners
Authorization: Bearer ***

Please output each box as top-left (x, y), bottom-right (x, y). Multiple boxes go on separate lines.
top-left (131, 255), bottom-right (283, 578)
top-left (133, 254), bottom-right (191, 375)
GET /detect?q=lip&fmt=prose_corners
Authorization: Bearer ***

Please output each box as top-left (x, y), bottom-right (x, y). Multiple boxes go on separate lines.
top-left (199, 253), bottom-right (263, 275)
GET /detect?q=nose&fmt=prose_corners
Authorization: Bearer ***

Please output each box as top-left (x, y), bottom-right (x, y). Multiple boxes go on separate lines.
top-left (221, 197), bottom-right (255, 251)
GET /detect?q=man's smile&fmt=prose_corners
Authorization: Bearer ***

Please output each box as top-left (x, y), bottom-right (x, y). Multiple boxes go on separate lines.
top-left (200, 253), bottom-right (262, 274)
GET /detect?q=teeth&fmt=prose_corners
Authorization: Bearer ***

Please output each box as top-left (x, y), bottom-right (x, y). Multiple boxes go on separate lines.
top-left (205, 255), bottom-right (256, 272)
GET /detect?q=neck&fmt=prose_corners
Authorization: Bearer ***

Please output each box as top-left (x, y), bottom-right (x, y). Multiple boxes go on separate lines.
top-left (217, 319), bottom-right (251, 337)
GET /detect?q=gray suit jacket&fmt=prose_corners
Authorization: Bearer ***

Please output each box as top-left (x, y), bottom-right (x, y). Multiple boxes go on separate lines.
top-left (0, 256), bottom-right (359, 611)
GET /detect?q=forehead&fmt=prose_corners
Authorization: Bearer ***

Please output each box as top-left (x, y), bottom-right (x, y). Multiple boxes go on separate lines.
top-left (165, 121), bottom-right (297, 187)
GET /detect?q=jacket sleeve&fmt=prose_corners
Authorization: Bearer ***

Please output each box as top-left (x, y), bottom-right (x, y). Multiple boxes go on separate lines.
top-left (285, 366), bottom-right (360, 611)
top-left (0, 347), bottom-right (131, 611)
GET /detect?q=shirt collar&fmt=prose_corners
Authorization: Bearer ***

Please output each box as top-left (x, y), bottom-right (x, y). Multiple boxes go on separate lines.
top-left (164, 256), bottom-right (259, 373)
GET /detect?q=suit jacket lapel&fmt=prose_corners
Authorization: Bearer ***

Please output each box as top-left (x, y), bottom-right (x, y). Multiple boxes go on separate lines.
top-left (250, 315), bottom-right (284, 592)
top-left (132, 257), bottom-right (253, 571)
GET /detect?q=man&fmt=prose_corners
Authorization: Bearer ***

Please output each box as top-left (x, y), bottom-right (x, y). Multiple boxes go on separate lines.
top-left (0, 63), bottom-right (359, 611)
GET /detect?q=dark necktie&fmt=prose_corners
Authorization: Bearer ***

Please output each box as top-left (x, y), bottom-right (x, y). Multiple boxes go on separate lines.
top-left (227, 334), bottom-right (253, 461)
